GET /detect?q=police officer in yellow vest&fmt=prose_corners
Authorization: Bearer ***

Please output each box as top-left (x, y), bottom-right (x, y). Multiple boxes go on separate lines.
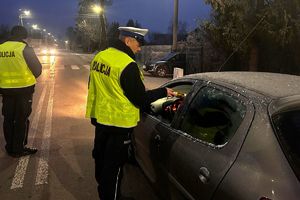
top-left (86, 27), bottom-right (175, 200)
top-left (0, 26), bottom-right (42, 158)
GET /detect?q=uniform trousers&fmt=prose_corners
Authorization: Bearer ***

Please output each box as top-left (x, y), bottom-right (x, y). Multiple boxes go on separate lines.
top-left (93, 123), bottom-right (133, 200)
top-left (1, 93), bottom-right (32, 154)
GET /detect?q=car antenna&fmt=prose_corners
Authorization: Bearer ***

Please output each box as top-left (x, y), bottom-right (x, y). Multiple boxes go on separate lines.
top-left (217, 15), bottom-right (266, 72)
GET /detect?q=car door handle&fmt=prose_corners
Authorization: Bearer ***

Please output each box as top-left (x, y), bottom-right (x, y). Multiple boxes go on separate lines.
top-left (154, 134), bottom-right (161, 145)
top-left (198, 167), bottom-right (210, 184)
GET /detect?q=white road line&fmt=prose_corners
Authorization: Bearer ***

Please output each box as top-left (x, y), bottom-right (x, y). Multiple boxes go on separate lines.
top-left (71, 65), bottom-right (80, 70)
top-left (35, 81), bottom-right (54, 185)
top-left (10, 86), bottom-right (47, 189)
top-left (83, 65), bottom-right (90, 70)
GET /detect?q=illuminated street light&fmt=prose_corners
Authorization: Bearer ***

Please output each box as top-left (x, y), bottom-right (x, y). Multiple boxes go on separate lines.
top-left (19, 9), bottom-right (31, 26)
top-left (32, 24), bottom-right (39, 30)
top-left (24, 10), bottom-right (31, 16)
top-left (92, 5), bottom-right (102, 14)
top-left (65, 40), bottom-right (69, 50)
top-left (92, 1), bottom-right (107, 50)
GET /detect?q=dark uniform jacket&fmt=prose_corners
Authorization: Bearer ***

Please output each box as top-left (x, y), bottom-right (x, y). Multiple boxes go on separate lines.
top-left (0, 39), bottom-right (42, 95)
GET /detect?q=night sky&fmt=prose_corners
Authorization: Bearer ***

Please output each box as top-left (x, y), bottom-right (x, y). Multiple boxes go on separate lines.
top-left (0, 0), bottom-right (210, 38)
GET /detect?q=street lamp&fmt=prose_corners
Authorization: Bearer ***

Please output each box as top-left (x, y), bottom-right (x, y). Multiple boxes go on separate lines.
top-left (65, 40), bottom-right (69, 49)
top-left (92, 5), bottom-right (102, 14)
top-left (32, 24), bottom-right (39, 30)
top-left (172, 0), bottom-right (178, 51)
top-left (19, 9), bottom-right (31, 26)
top-left (92, 1), bottom-right (107, 50)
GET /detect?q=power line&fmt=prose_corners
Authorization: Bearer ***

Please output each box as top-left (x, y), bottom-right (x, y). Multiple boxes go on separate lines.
top-left (218, 15), bottom-right (266, 72)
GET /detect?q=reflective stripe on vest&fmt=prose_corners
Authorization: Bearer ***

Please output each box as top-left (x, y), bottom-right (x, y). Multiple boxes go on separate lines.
top-left (86, 47), bottom-right (140, 128)
top-left (0, 41), bottom-right (36, 88)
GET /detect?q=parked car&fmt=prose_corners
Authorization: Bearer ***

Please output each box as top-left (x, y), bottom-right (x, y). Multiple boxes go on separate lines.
top-left (143, 52), bottom-right (186, 77)
top-left (132, 72), bottom-right (300, 200)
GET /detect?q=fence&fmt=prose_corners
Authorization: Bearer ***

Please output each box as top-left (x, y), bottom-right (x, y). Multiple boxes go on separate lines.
top-left (138, 45), bottom-right (224, 75)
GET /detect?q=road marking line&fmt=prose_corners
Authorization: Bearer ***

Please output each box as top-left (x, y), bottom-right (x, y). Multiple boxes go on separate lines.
top-left (71, 65), bottom-right (80, 70)
top-left (10, 86), bottom-right (47, 189)
top-left (83, 65), bottom-right (90, 70)
top-left (10, 158), bottom-right (29, 189)
top-left (35, 81), bottom-right (54, 185)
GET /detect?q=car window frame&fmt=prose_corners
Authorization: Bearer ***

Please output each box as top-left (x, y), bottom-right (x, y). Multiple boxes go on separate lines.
top-left (269, 96), bottom-right (300, 181)
top-left (144, 78), bottom-right (198, 127)
top-left (173, 81), bottom-right (253, 149)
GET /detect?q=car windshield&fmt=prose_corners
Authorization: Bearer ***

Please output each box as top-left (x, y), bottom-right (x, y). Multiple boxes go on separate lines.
top-left (272, 110), bottom-right (300, 180)
top-left (160, 53), bottom-right (177, 61)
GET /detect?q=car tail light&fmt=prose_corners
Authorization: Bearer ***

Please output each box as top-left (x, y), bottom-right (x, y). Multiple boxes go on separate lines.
top-left (260, 197), bottom-right (272, 200)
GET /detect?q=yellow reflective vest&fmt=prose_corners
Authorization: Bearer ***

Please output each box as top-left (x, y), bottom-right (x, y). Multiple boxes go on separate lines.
top-left (86, 47), bottom-right (140, 128)
top-left (0, 41), bottom-right (36, 88)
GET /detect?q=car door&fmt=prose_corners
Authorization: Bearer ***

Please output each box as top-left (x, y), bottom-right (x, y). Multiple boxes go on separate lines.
top-left (165, 82), bottom-right (255, 200)
top-left (132, 80), bottom-right (196, 199)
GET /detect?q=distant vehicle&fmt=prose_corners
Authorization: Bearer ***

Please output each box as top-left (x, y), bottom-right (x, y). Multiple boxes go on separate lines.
top-left (132, 72), bottom-right (300, 200)
top-left (40, 46), bottom-right (57, 56)
top-left (143, 52), bottom-right (186, 77)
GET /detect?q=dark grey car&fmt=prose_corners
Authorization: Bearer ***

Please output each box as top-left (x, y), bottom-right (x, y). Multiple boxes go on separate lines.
top-left (143, 52), bottom-right (186, 77)
top-left (132, 72), bottom-right (300, 200)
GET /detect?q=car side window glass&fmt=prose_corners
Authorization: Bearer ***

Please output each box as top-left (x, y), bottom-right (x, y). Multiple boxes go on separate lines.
top-left (272, 110), bottom-right (300, 180)
top-left (148, 83), bottom-right (194, 125)
top-left (179, 86), bottom-right (246, 146)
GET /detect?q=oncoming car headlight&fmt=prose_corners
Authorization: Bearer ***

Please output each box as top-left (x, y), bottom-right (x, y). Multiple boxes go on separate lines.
top-left (49, 48), bottom-right (56, 55)
top-left (41, 47), bottom-right (56, 55)
top-left (41, 48), bottom-right (48, 55)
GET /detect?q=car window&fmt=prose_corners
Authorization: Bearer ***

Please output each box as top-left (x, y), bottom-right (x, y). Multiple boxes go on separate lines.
top-left (161, 53), bottom-right (176, 61)
top-left (179, 86), bottom-right (246, 146)
top-left (169, 55), bottom-right (176, 61)
top-left (149, 82), bottom-right (194, 124)
top-left (272, 110), bottom-right (300, 180)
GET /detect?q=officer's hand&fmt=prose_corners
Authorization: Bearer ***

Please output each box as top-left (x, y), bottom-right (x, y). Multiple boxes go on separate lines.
top-left (166, 88), bottom-right (176, 97)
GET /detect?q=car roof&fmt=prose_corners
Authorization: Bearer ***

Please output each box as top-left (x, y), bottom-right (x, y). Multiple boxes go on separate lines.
top-left (183, 72), bottom-right (300, 98)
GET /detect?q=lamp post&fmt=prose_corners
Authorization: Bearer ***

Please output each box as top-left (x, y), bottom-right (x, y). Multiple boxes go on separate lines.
top-left (95, 1), bottom-right (107, 50)
top-left (65, 40), bottom-right (69, 50)
top-left (19, 9), bottom-right (31, 26)
top-left (172, 0), bottom-right (178, 52)
top-left (42, 29), bottom-right (48, 46)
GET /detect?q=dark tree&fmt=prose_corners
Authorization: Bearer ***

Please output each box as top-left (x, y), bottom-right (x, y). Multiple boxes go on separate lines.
top-left (201, 0), bottom-right (300, 74)
top-left (126, 19), bottom-right (142, 28)
top-left (107, 21), bottom-right (120, 44)
top-left (0, 24), bottom-right (10, 43)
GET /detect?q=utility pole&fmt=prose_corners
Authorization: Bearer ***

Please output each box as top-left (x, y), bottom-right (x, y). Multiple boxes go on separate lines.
top-left (172, 0), bottom-right (178, 52)
top-left (99, 0), bottom-right (108, 50)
